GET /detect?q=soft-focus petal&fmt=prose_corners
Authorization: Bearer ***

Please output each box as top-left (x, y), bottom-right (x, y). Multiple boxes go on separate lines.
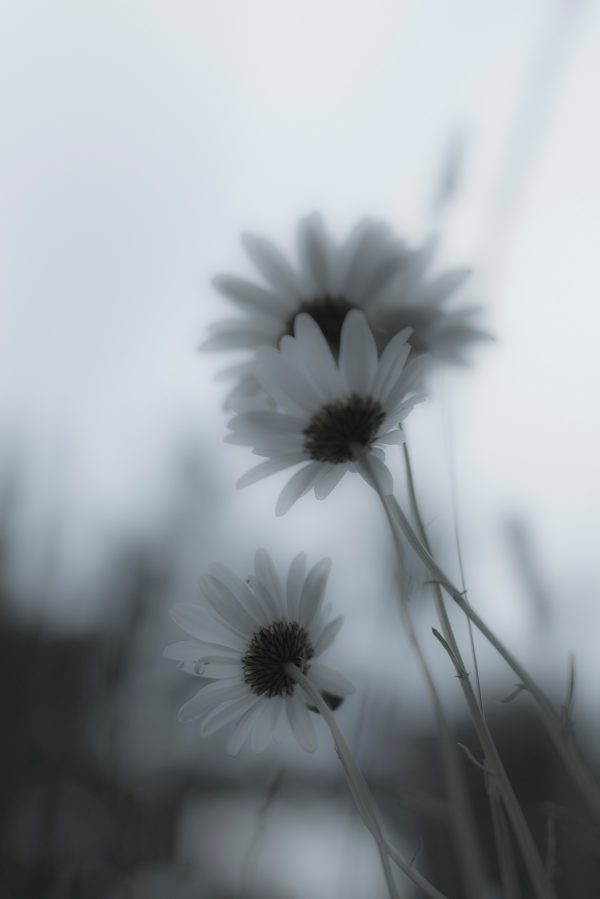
top-left (339, 310), bottom-right (378, 394)
top-left (177, 679), bottom-right (247, 722)
top-left (298, 557), bottom-right (332, 628)
top-left (312, 616), bottom-right (345, 657)
top-left (309, 662), bottom-right (355, 697)
top-left (286, 696), bottom-right (318, 752)
top-left (275, 463), bottom-right (322, 516)
top-left (286, 552), bottom-right (307, 621)
top-left (241, 232), bottom-right (302, 302)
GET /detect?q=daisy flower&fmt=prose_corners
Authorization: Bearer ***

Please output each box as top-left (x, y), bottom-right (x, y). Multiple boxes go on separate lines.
top-left (226, 310), bottom-right (429, 515)
top-left (165, 550), bottom-right (353, 754)
top-left (204, 213), bottom-right (489, 402)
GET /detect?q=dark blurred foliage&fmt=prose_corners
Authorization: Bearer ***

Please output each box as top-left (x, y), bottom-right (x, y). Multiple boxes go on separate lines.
top-left (1, 451), bottom-right (600, 899)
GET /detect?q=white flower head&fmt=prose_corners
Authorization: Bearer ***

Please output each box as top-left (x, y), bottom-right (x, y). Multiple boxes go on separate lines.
top-left (205, 213), bottom-right (490, 402)
top-left (165, 550), bottom-right (353, 754)
top-left (227, 310), bottom-right (429, 514)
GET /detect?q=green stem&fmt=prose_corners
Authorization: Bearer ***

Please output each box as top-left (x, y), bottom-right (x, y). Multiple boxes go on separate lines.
top-left (392, 567), bottom-right (488, 899)
top-left (286, 664), bottom-right (449, 899)
top-left (398, 443), bottom-right (600, 825)
top-left (357, 452), bottom-right (557, 899)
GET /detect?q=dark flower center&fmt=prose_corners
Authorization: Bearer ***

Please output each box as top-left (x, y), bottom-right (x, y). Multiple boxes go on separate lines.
top-left (285, 295), bottom-right (357, 355)
top-left (242, 620), bottom-right (313, 698)
top-left (303, 394), bottom-right (386, 464)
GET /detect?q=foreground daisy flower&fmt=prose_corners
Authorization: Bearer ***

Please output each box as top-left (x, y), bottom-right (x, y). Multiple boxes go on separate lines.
top-left (227, 310), bottom-right (429, 514)
top-left (165, 550), bottom-right (353, 754)
top-left (205, 213), bottom-right (489, 402)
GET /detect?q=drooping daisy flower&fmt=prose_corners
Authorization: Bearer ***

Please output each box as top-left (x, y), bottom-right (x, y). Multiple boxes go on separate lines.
top-left (165, 550), bottom-right (353, 754)
top-left (204, 213), bottom-right (489, 402)
top-left (226, 310), bottom-right (429, 515)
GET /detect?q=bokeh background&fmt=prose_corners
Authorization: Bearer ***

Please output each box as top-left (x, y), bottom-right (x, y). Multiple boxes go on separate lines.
top-left (1, 1), bottom-right (600, 896)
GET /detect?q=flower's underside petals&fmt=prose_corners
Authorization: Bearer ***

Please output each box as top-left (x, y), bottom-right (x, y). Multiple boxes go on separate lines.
top-left (313, 464), bottom-right (346, 501)
top-left (275, 463), bottom-right (322, 516)
top-left (236, 455), bottom-right (306, 489)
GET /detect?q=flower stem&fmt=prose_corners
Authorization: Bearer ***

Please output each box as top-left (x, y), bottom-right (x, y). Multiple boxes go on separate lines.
top-left (390, 560), bottom-right (488, 898)
top-left (286, 664), bottom-right (449, 899)
top-left (399, 442), bottom-right (600, 825)
top-left (357, 452), bottom-right (557, 899)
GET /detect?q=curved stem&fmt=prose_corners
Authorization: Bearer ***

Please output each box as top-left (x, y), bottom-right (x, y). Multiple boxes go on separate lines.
top-left (286, 664), bottom-right (449, 899)
top-left (398, 443), bottom-right (600, 824)
top-left (357, 452), bottom-right (557, 899)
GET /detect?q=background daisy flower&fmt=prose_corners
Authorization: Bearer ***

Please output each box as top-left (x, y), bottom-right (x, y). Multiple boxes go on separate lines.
top-left (165, 550), bottom-right (353, 754)
top-left (226, 310), bottom-right (429, 514)
top-left (204, 213), bottom-right (489, 402)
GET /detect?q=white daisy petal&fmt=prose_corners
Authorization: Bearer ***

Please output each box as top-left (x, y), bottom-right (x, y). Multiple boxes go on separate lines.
top-left (197, 657), bottom-right (243, 679)
top-left (276, 462), bottom-right (322, 516)
top-left (297, 212), bottom-right (334, 295)
top-left (236, 454), bottom-right (306, 489)
top-left (339, 310), bottom-right (378, 394)
top-left (384, 354), bottom-right (431, 410)
top-left (164, 640), bottom-right (241, 663)
top-left (312, 616), bottom-right (345, 657)
top-left (248, 576), bottom-right (280, 621)
top-left (298, 557), bottom-right (332, 628)
top-left (371, 329), bottom-right (412, 402)
top-left (201, 695), bottom-right (257, 736)
top-left (313, 463), bottom-right (347, 500)
top-left (227, 700), bottom-right (268, 755)
top-left (177, 679), bottom-right (247, 722)
top-left (286, 696), bottom-right (318, 752)
top-left (199, 575), bottom-right (259, 638)
top-left (361, 454), bottom-right (394, 495)
top-left (254, 549), bottom-right (285, 605)
top-left (375, 429), bottom-right (406, 445)
top-left (255, 346), bottom-right (323, 417)
top-left (171, 604), bottom-right (245, 650)
top-left (420, 267), bottom-right (471, 305)
top-left (292, 313), bottom-right (344, 400)
top-left (212, 275), bottom-right (287, 318)
top-left (241, 232), bottom-right (302, 302)
top-left (208, 563), bottom-right (270, 625)
top-left (309, 663), bottom-right (355, 697)
top-left (286, 552), bottom-right (307, 620)
top-left (250, 700), bottom-right (279, 752)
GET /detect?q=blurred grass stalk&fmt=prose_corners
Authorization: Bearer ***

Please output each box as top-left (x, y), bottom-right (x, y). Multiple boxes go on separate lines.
top-left (358, 448), bottom-right (558, 899)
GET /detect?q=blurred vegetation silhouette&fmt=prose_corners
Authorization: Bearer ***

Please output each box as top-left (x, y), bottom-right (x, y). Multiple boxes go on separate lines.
top-left (1, 449), bottom-right (599, 899)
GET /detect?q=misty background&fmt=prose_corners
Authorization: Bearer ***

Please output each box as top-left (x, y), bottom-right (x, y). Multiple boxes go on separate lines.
top-left (1, 1), bottom-right (599, 897)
